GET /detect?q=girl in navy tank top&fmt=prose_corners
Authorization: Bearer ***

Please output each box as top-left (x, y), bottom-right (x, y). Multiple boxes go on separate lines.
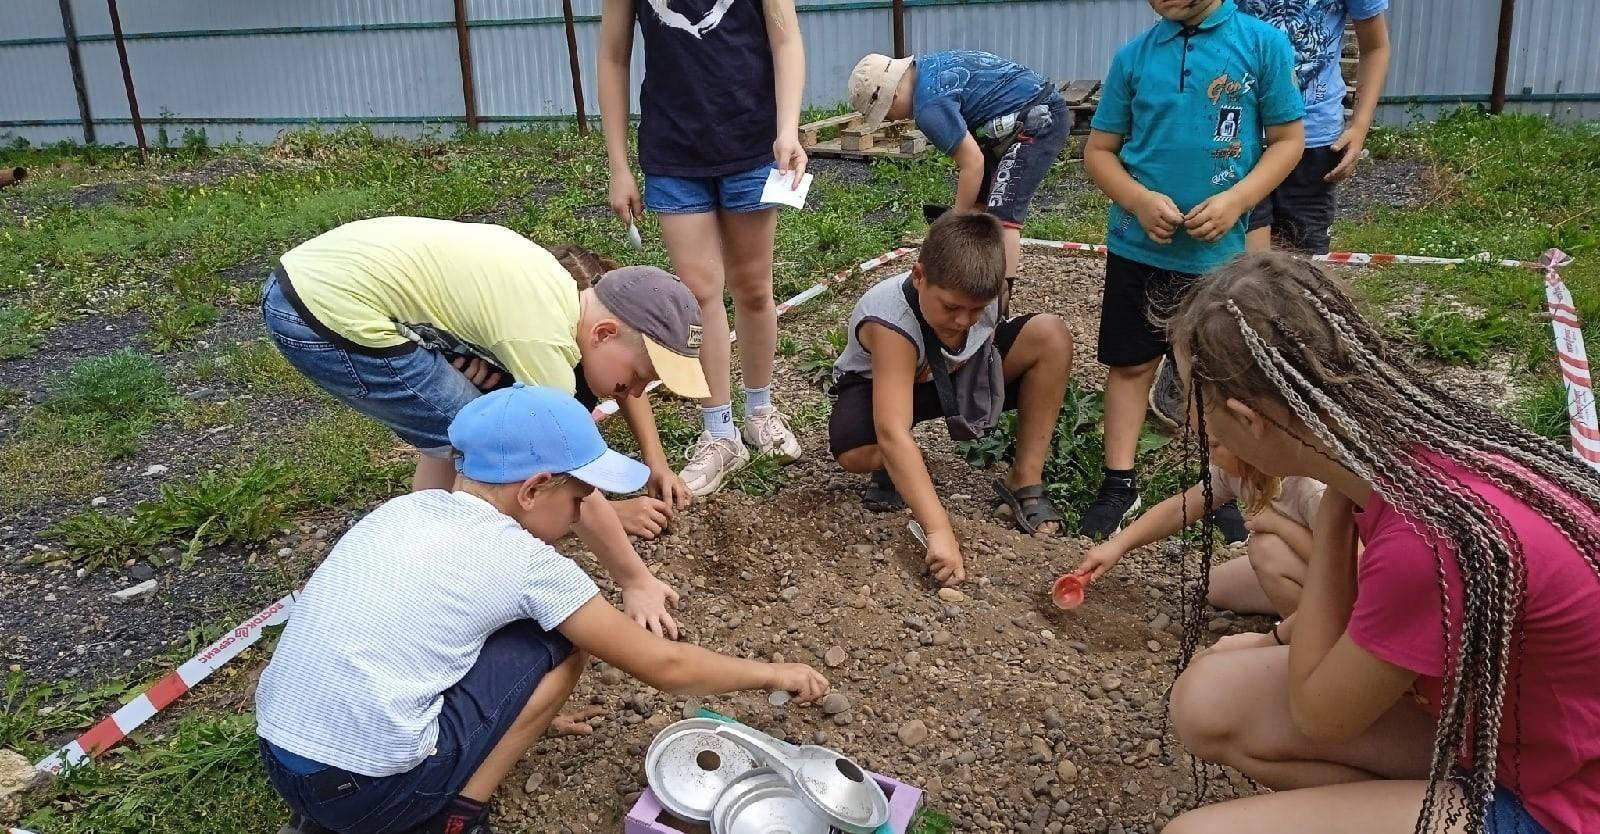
top-left (599, 0), bottom-right (809, 500)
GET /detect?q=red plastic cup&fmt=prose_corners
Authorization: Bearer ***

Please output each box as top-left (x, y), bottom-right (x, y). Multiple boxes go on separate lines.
top-left (1051, 572), bottom-right (1088, 609)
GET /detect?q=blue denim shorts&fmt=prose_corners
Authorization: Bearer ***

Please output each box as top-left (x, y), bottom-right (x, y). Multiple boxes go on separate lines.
top-left (260, 621), bottom-right (574, 834)
top-left (644, 162), bottom-right (777, 214)
top-left (1486, 785), bottom-right (1548, 832)
top-left (260, 270), bottom-right (481, 456)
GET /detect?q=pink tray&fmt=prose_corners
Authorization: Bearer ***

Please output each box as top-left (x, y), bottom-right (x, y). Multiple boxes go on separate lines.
top-left (625, 770), bottom-right (924, 834)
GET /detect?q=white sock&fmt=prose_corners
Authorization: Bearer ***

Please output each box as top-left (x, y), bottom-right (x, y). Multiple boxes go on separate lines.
top-left (701, 404), bottom-right (738, 441)
top-left (743, 386), bottom-right (772, 419)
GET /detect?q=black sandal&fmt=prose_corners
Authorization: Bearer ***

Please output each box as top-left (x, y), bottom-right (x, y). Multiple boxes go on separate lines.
top-left (863, 469), bottom-right (906, 512)
top-left (992, 479), bottom-right (1064, 535)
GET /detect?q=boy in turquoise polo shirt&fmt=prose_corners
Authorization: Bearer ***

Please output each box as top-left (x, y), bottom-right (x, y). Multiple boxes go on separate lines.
top-left (1079, 0), bottom-right (1304, 538)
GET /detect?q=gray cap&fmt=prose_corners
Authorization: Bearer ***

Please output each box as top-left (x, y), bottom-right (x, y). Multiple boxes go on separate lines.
top-left (593, 266), bottom-right (710, 400)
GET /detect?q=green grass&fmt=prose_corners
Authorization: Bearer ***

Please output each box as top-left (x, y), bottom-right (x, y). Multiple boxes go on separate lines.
top-left (148, 300), bottom-right (222, 352)
top-left (799, 328), bottom-right (847, 387)
top-left (909, 807), bottom-right (954, 834)
top-left (187, 339), bottom-right (319, 398)
top-left (1390, 302), bottom-right (1517, 365)
top-left (17, 711), bottom-right (282, 834)
top-left (1516, 378), bottom-right (1572, 442)
top-left (729, 453), bottom-right (786, 497)
top-left (0, 305), bottom-right (41, 358)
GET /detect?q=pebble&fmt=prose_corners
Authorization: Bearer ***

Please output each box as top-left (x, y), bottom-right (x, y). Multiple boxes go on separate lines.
top-left (277, 547), bottom-right (293, 558)
top-left (897, 719), bottom-right (929, 747)
top-left (1065, 640), bottom-right (1089, 653)
top-left (931, 631), bottom-right (954, 646)
top-left (1056, 759), bottom-right (1079, 783)
top-left (832, 711), bottom-right (855, 726)
top-left (937, 587), bottom-right (966, 603)
top-left (142, 464), bottom-right (169, 477)
top-left (128, 564), bottom-right (155, 582)
top-left (109, 579), bottom-right (157, 604)
top-left (1147, 640), bottom-right (1162, 652)
top-left (43, 593), bottom-right (56, 603)
top-left (1099, 675), bottom-right (1122, 692)
top-left (767, 691), bottom-right (792, 707)
top-left (1148, 613), bottom-right (1171, 632)
top-left (90, 496), bottom-right (108, 507)
top-left (820, 693), bottom-right (851, 715)
top-left (780, 587), bottom-right (800, 602)
top-left (1207, 617), bottom-right (1232, 634)
top-left (524, 772), bottom-right (545, 793)
top-left (825, 646), bottom-right (848, 667)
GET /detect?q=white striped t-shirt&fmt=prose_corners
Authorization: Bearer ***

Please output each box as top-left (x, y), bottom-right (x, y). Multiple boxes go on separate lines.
top-left (255, 489), bottom-right (598, 777)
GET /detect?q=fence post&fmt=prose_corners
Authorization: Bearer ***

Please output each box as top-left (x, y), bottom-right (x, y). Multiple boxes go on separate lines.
top-left (104, 0), bottom-right (145, 161)
top-left (1490, 0), bottom-right (1516, 114)
top-left (453, 0), bottom-right (480, 131)
top-left (57, 0), bottom-right (95, 144)
top-left (892, 0), bottom-right (906, 58)
top-left (562, 0), bottom-right (589, 135)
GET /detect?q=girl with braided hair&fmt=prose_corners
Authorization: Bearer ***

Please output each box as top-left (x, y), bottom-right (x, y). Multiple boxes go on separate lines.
top-left (1161, 252), bottom-right (1600, 834)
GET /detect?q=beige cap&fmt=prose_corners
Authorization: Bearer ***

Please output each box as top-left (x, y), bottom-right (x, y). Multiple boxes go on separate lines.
top-left (847, 53), bottom-right (914, 131)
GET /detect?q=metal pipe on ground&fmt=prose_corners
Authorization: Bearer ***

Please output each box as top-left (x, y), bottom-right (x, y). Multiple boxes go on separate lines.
top-left (1490, 0), bottom-right (1516, 114)
top-left (562, 0), bottom-right (589, 135)
top-left (105, 0), bottom-right (146, 161)
top-left (452, 0), bottom-right (480, 132)
top-left (57, 0), bottom-right (95, 144)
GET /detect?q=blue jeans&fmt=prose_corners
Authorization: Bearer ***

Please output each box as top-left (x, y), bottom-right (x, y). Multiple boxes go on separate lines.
top-left (260, 622), bottom-right (573, 834)
top-left (1487, 785), bottom-right (1548, 832)
top-left (260, 270), bottom-right (482, 456)
top-left (644, 161), bottom-right (776, 214)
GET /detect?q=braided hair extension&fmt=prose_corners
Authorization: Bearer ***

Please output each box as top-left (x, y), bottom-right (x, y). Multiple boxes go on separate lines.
top-left (1169, 252), bottom-right (1600, 834)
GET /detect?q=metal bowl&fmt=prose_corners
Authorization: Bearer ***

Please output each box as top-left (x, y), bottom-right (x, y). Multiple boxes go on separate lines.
top-left (644, 718), bottom-right (759, 822)
top-left (711, 768), bottom-right (834, 834)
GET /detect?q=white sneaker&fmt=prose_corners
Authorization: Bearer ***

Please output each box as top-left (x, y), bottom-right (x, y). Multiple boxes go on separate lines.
top-left (741, 406), bottom-right (804, 463)
top-left (680, 432), bottom-right (751, 497)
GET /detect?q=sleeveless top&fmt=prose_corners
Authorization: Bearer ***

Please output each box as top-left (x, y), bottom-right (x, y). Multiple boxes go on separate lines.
top-left (834, 271), bottom-right (1000, 383)
top-left (634, 0), bottom-right (777, 178)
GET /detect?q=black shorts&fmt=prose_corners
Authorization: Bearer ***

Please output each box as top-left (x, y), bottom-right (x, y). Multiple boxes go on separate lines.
top-left (1097, 252), bottom-right (1200, 368)
top-left (1248, 146), bottom-right (1340, 255)
top-left (978, 95), bottom-right (1071, 229)
top-left (827, 314), bottom-right (1036, 459)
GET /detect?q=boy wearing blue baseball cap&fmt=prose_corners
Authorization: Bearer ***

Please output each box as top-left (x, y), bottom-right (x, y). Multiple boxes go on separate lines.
top-left (256, 385), bottom-right (828, 834)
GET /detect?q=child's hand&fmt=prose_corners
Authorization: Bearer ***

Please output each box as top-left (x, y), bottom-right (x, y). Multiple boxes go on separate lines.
top-left (769, 663), bottom-right (830, 703)
top-left (1183, 191), bottom-right (1247, 243)
top-left (1134, 190), bottom-right (1184, 244)
top-left (608, 174), bottom-right (643, 224)
top-left (772, 130), bottom-right (809, 189)
top-left (925, 527), bottom-right (967, 587)
top-left (1077, 542), bottom-right (1125, 582)
top-left (1244, 508), bottom-right (1284, 537)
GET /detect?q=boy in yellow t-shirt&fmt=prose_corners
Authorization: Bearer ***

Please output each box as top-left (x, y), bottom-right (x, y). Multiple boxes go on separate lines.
top-left (262, 216), bottom-right (708, 637)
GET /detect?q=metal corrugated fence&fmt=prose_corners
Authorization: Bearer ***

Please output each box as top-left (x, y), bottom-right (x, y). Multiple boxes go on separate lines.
top-left (1, 0), bottom-right (1597, 147)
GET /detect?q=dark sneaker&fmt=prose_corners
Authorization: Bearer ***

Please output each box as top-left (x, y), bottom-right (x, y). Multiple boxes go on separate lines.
top-left (923, 203), bottom-right (950, 224)
top-left (863, 468), bottom-right (906, 512)
top-left (1078, 474), bottom-right (1142, 539)
top-left (1148, 355), bottom-right (1185, 431)
top-left (1211, 500), bottom-right (1249, 544)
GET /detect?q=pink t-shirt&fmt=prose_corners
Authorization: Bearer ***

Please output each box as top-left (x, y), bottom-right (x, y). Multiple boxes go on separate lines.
top-left (1348, 453), bottom-right (1600, 834)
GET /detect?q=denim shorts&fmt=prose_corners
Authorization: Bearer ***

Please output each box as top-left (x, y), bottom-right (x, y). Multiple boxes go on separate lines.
top-left (644, 161), bottom-right (777, 214)
top-left (980, 94), bottom-right (1070, 229)
top-left (260, 621), bottom-right (574, 834)
top-left (260, 270), bottom-right (481, 456)
top-left (1486, 785), bottom-right (1549, 833)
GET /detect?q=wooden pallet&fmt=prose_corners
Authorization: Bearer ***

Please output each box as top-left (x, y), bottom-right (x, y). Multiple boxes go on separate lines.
top-left (800, 112), bottom-right (930, 160)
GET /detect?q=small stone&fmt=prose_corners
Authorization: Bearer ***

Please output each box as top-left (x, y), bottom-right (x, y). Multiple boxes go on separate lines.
top-left (524, 772), bottom-right (545, 793)
top-left (825, 646), bottom-right (848, 667)
top-left (142, 464), bottom-right (169, 477)
top-left (109, 579), bottom-right (157, 604)
top-left (1065, 640), bottom-right (1089, 653)
top-left (937, 587), bottom-right (966, 603)
top-left (780, 586), bottom-right (800, 602)
top-left (1057, 759), bottom-right (1079, 783)
top-left (820, 693), bottom-right (851, 715)
top-left (43, 593), bottom-right (56, 603)
top-left (128, 563), bottom-right (155, 582)
top-left (1100, 675), bottom-right (1122, 692)
top-left (1148, 613), bottom-right (1171, 632)
top-left (897, 719), bottom-right (929, 747)
top-left (813, 731), bottom-right (830, 745)
top-left (931, 631), bottom-right (954, 646)
top-left (767, 690), bottom-right (792, 707)
top-left (1147, 639), bottom-right (1162, 652)
top-left (1042, 708), bottom-right (1064, 730)
top-left (277, 547), bottom-right (293, 558)
top-left (1207, 617), bottom-right (1232, 634)
top-left (832, 711), bottom-right (855, 726)
top-left (90, 496), bottom-right (108, 507)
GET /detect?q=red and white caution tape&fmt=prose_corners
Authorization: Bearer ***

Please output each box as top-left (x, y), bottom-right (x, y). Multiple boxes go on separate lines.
top-left (1540, 249), bottom-right (1600, 471)
top-left (32, 591), bottom-right (298, 774)
top-left (1019, 236), bottom-right (1542, 270)
top-left (588, 246), bottom-right (917, 422)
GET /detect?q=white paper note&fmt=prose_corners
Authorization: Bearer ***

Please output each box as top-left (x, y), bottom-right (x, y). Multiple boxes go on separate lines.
top-left (760, 168), bottom-right (813, 209)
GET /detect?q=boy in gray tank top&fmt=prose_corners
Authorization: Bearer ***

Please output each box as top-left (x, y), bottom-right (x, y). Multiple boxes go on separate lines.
top-left (828, 212), bottom-right (1075, 586)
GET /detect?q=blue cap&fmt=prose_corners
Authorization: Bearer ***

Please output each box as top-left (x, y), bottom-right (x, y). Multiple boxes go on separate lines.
top-left (448, 384), bottom-right (649, 492)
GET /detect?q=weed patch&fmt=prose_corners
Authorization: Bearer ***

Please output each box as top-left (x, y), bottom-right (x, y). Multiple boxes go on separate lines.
top-left (800, 329), bottom-right (846, 387)
top-left (148, 300), bottom-right (222, 352)
top-left (1391, 302), bottom-right (1515, 365)
top-left (729, 453), bottom-right (785, 497)
top-left (0, 306), bottom-right (40, 358)
top-left (1516, 378), bottom-right (1572, 442)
